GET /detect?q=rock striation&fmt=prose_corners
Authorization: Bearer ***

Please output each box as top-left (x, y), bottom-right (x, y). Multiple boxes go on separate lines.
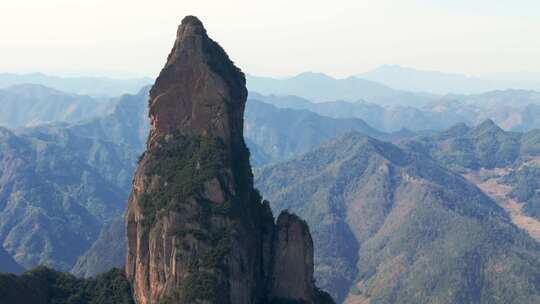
top-left (125, 16), bottom-right (333, 304)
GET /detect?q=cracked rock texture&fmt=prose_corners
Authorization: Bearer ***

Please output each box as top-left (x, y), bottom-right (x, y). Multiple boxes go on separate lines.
top-left (125, 15), bottom-right (334, 304)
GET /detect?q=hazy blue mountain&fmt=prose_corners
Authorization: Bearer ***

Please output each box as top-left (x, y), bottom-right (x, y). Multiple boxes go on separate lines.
top-left (65, 86), bottom-right (151, 153)
top-left (408, 119), bottom-right (538, 171)
top-left (442, 89), bottom-right (540, 107)
top-left (249, 93), bottom-right (433, 132)
top-left (0, 72), bottom-right (152, 97)
top-left (255, 132), bottom-right (540, 304)
top-left (55, 88), bottom-right (150, 277)
top-left (71, 218), bottom-right (126, 278)
top-left (0, 84), bottom-right (112, 128)
top-left (0, 125), bottom-right (134, 271)
top-left (0, 246), bottom-right (24, 274)
top-left (245, 99), bottom-right (390, 165)
top-left (251, 91), bottom-right (540, 132)
top-left (245, 138), bottom-right (273, 168)
top-left (359, 65), bottom-right (495, 94)
top-left (0, 88), bottom-right (152, 272)
top-left (247, 72), bottom-right (435, 106)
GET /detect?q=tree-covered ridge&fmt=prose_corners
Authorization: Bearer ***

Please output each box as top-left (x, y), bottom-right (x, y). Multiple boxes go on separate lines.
top-left (0, 126), bottom-right (132, 271)
top-left (407, 120), bottom-right (540, 222)
top-left (0, 267), bottom-right (134, 304)
top-left (0, 88), bottom-right (150, 273)
top-left (255, 131), bottom-right (540, 304)
top-left (503, 163), bottom-right (540, 220)
top-left (408, 119), bottom-right (540, 172)
top-left (0, 84), bottom-right (112, 129)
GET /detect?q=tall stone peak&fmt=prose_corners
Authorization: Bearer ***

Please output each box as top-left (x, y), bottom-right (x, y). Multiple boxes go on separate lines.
top-left (148, 15), bottom-right (246, 148)
top-left (126, 16), bottom-right (334, 304)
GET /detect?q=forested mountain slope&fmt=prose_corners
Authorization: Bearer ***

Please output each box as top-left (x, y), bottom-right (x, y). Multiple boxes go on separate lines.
top-left (256, 132), bottom-right (540, 304)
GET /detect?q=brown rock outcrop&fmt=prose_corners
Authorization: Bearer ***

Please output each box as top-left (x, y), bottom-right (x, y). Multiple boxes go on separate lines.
top-left (270, 211), bottom-right (318, 302)
top-left (125, 15), bottom-right (333, 304)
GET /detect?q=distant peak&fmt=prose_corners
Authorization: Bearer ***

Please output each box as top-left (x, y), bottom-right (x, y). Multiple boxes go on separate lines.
top-left (449, 122), bottom-right (471, 132)
top-left (291, 72), bottom-right (333, 80)
top-left (471, 119), bottom-right (503, 135)
top-left (477, 119), bottom-right (497, 128)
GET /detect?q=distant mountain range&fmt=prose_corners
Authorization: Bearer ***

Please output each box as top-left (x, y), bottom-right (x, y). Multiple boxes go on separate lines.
top-left (0, 87), bottom-right (149, 273)
top-left (5, 67), bottom-right (540, 102)
top-left (358, 65), bottom-right (495, 94)
top-left (359, 65), bottom-right (540, 94)
top-left (250, 91), bottom-right (540, 132)
top-left (0, 72), bottom-right (153, 97)
top-left (0, 84), bottom-right (113, 128)
top-left (245, 99), bottom-right (390, 165)
top-left (247, 72), bottom-right (436, 106)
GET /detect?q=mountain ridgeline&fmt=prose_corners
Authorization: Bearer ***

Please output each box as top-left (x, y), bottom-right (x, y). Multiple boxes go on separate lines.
top-left (0, 86), bottom-right (150, 274)
top-left (256, 131), bottom-right (540, 304)
top-left (125, 16), bottom-right (333, 304)
top-left (0, 84), bottom-right (112, 128)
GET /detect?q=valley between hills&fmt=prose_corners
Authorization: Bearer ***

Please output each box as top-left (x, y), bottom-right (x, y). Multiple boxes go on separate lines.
top-left (464, 166), bottom-right (540, 242)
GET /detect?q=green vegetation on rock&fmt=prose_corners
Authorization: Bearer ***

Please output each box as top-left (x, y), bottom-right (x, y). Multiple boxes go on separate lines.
top-left (138, 133), bottom-right (229, 225)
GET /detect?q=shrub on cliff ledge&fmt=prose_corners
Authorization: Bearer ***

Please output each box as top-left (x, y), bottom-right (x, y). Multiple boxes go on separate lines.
top-left (138, 133), bottom-right (230, 225)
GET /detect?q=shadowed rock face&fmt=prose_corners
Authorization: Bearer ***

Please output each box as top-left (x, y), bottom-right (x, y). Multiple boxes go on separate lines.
top-left (125, 16), bottom-right (333, 304)
top-left (271, 212), bottom-right (316, 302)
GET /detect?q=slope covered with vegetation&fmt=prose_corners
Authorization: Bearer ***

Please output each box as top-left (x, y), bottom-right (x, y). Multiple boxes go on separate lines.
top-left (0, 267), bottom-right (134, 304)
top-left (0, 89), bottom-right (150, 272)
top-left (255, 132), bottom-right (540, 304)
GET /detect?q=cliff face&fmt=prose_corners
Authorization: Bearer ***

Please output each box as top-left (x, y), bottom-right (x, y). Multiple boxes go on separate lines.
top-left (125, 16), bottom-right (333, 304)
top-left (270, 212), bottom-right (317, 302)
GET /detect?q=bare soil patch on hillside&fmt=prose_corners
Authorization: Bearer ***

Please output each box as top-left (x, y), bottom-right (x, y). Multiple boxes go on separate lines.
top-left (464, 169), bottom-right (540, 242)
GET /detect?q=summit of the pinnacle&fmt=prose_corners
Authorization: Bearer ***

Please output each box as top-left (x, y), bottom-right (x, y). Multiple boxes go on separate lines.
top-left (180, 15), bottom-right (205, 28)
top-left (147, 15), bottom-right (246, 147)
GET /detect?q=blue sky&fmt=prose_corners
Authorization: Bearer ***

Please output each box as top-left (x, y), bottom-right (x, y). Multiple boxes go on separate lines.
top-left (0, 0), bottom-right (538, 79)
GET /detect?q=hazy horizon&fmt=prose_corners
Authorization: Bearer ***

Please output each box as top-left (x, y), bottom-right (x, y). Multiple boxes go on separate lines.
top-left (2, 0), bottom-right (540, 82)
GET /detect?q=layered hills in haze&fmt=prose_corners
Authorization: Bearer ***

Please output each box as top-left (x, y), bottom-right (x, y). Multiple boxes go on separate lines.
top-left (250, 91), bottom-right (540, 132)
top-left (0, 72), bottom-right (152, 97)
top-left (247, 73), bottom-right (435, 106)
top-left (0, 87), bottom-right (149, 272)
top-left (359, 65), bottom-right (540, 94)
top-left (0, 84), bottom-right (112, 128)
top-left (358, 65), bottom-right (494, 94)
